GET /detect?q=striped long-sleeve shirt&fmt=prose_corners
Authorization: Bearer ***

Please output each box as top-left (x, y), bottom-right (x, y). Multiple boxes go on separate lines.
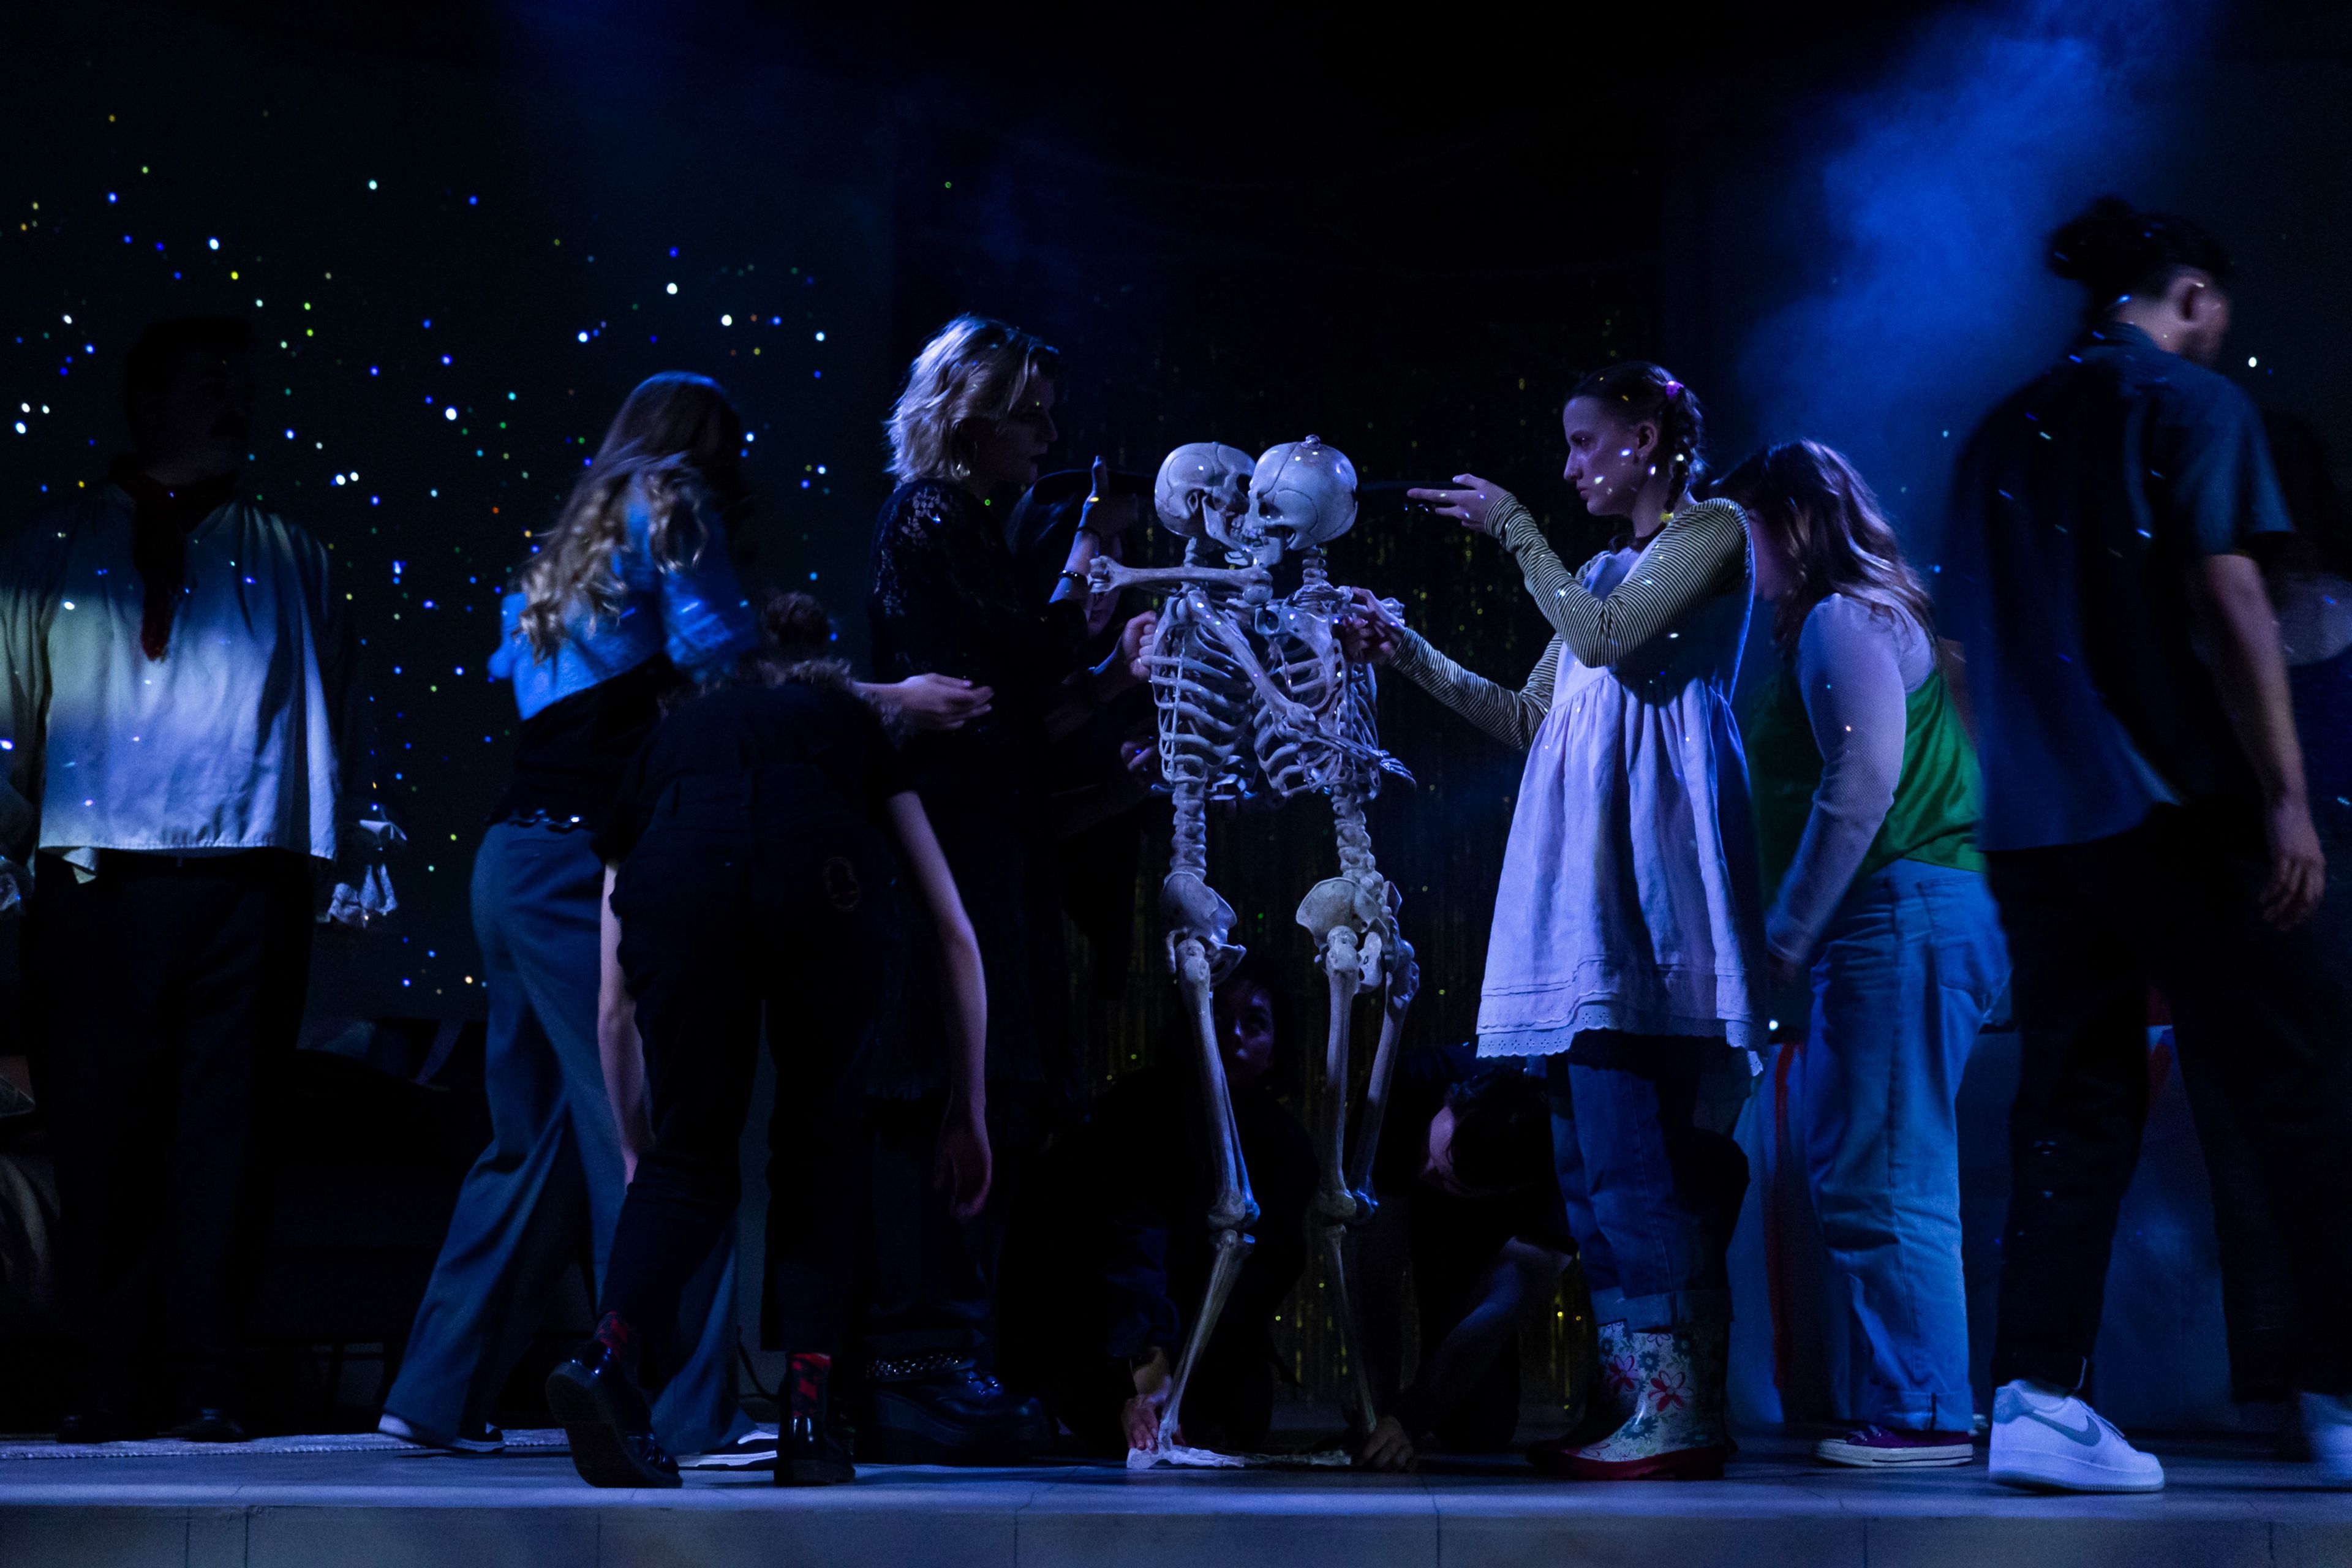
top-left (1390, 494), bottom-right (1749, 748)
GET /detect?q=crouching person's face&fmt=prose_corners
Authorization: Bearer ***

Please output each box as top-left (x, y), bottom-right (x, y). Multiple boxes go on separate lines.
top-left (1214, 981), bottom-right (1278, 1092)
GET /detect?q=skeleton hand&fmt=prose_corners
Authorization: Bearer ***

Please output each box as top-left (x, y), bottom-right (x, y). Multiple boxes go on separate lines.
top-left (1339, 587), bottom-right (1403, 666)
top-left (1405, 472), bottom-right (1515, 537)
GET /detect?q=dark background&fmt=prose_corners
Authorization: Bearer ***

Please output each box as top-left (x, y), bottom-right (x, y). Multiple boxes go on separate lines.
top-left (1, 0), bottom-right (2345, 1421)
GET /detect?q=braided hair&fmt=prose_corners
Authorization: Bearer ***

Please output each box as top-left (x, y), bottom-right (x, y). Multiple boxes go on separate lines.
top-left (1567, 361), bottom-right (1708, 494)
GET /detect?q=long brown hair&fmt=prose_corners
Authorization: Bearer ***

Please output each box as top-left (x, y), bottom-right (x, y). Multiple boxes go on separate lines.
top-left (515, 372), bottom-right (748, 657)
top-left (1711, 440), bottom-right (1932, 657)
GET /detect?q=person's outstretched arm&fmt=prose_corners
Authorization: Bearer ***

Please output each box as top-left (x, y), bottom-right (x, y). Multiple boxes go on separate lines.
top-left (1487, 496), bottom-right (1746, 668)
top-left (1342, 587), bottom-right (1556, 750)
top-left (884, 790), bottom-right (993, 1214)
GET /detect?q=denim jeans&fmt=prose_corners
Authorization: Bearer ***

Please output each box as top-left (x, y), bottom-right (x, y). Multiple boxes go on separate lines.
top-left (1800, 859), bottom-right (2008, 1431)
top-left (1546, 1033), bottom-right (1750, 1329)
top-left (386, 822), bottom-right (747, 1454)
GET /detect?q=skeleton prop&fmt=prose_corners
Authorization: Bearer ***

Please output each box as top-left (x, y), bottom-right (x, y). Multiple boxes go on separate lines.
top-left (1097, 439), bottom-right (1420, 1468)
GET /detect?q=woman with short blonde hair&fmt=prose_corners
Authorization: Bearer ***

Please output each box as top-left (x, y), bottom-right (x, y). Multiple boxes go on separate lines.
top-left (886, 315), bottom-right (1061, 485)
top-left (854, 315), bottom-right (1157, 1463)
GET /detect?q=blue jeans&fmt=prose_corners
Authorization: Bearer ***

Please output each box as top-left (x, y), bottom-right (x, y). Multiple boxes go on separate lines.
top-left (385, 822), bottom-right (747, 1454)
top-left (1800, 858), bottom-right (2007, 1431)
top-left (1547, 1034), bottom-right (1751, 1329)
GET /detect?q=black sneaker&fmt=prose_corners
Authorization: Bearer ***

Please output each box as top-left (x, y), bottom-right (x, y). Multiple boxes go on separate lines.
top-left (545, 1324), bottom-right (680, 1489)
top-left (859, 1352), bottom-right (1050, 1465)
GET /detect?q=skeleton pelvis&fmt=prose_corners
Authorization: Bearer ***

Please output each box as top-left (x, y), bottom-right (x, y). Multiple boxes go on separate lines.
top-left (1295, 875), bottom-right (1385, 946)
top-left (1161, 872), bottom-right (1243, 980)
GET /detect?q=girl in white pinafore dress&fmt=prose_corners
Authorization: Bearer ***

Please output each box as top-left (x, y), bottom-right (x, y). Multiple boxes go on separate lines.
top-left (1370, 363), bottom-right (1763, 1480)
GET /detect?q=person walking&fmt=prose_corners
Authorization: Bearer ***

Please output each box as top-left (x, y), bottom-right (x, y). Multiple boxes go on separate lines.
top-left (1943, 196), bottom-right (2352, 1492)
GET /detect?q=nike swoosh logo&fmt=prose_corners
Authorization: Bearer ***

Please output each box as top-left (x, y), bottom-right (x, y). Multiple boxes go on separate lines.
top-left (2019, 1407), bottom-right (2102, 1446)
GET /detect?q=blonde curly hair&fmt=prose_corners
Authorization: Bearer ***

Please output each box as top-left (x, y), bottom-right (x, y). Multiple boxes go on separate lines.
top-left (886, 315), bottom-right (1059, 484)
top-left (515, 372), bottom-right (747, 658)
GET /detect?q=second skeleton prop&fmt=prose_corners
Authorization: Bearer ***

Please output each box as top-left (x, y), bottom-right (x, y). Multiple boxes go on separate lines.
top-left (1093, 439), bottom-right (1420, 1464)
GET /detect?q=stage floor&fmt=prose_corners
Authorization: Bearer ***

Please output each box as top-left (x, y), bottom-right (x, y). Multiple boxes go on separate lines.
top-left (1, 1432), bottom-right (2345, 1567)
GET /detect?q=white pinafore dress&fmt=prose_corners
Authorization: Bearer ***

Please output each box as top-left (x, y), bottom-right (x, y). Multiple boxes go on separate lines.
top-left (1474, 542), bottom-right (1766, 1061)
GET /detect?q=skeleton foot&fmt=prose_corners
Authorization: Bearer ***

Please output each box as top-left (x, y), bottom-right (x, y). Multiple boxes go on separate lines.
top-left (1151, 1224), bottom-right (1254, 1463)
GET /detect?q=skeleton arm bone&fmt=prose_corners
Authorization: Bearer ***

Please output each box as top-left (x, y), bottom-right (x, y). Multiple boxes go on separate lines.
top-left (1090, 557), bottom-right (1272, 600)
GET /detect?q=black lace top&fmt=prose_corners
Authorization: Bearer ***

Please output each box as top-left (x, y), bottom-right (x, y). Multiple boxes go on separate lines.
top-left (868, 480), bottom-right (1088, 803)
top-left (865, 480), bottom-right (1091, 1120)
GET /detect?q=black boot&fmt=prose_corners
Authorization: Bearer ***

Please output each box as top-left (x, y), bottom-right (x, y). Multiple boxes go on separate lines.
top-left (778, 1352), bottom-right (856, 1485)
top-left (859, 1352), bottom-right (1052, 1465)
top-left (545, 1313), bottom-right (680, 1488)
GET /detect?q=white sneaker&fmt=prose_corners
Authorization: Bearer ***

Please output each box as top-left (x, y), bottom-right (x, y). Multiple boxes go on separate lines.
top-left (2303, 1392), bottom-right (2352, 1488)
top-left (1988, 1381), bottom-right (2163, 1493)
top-left (677, 1426), bottom-right (780, 1470)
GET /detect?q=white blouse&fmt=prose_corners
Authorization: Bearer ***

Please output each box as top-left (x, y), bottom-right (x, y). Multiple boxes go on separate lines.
top-left (0, 486), bottom-right (396, 921)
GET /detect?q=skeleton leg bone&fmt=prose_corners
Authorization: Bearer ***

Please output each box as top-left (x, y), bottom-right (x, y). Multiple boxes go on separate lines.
top-left (1148, 933), bottom-right (1260, 1457)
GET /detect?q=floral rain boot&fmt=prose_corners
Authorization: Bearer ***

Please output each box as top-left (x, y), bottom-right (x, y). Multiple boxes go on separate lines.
top-left (1530, 1321), bottom-right (1638, 1472)
top-left (1558, 1323), bottom-right (1730, 1480)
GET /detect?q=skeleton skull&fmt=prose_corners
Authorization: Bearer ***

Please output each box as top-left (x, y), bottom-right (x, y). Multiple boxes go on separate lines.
top-left (1243, 437), bottom-right (1358, 560)
top-left (1153, 443), bottom-right (1256, 541)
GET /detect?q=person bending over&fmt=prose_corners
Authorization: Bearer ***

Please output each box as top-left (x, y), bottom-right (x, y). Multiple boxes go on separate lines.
top-left (1354, 1046), bottom-right (1571, 1472)
top-left (546, 594), bottom-right (990, 1488)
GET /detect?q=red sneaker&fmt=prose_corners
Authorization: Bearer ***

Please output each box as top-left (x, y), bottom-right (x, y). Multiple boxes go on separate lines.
top-left (1814, 1426), bottom-right (1975, 1468)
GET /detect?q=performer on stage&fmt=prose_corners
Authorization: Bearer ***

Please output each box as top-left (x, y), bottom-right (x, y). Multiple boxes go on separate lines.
top-left (855, 315), bottom-right (1156, 1462)
top-left (381, 373), bottom-right (760, 1461)
top-left (1944, 196), bottom-right (2352, 1492)
top-left (1715, 441), bottom-right (2007, 1468)
top-left (1354, 1046), bottom-right (1571, 1471)
top-left (546, 593), bottom-right (992, 1489)
top-left (0, 315), bottom-right (396, 1442)
top-left (1349, 361), bottom-right (1763, 1479)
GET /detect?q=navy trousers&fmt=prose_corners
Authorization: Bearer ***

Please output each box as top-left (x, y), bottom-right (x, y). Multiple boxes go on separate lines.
top-left (385, 822), bottom-right (745, 1453)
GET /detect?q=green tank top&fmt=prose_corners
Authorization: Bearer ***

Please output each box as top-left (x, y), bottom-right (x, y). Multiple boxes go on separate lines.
top-left (1743, 658), bottom-right (1986, 907)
